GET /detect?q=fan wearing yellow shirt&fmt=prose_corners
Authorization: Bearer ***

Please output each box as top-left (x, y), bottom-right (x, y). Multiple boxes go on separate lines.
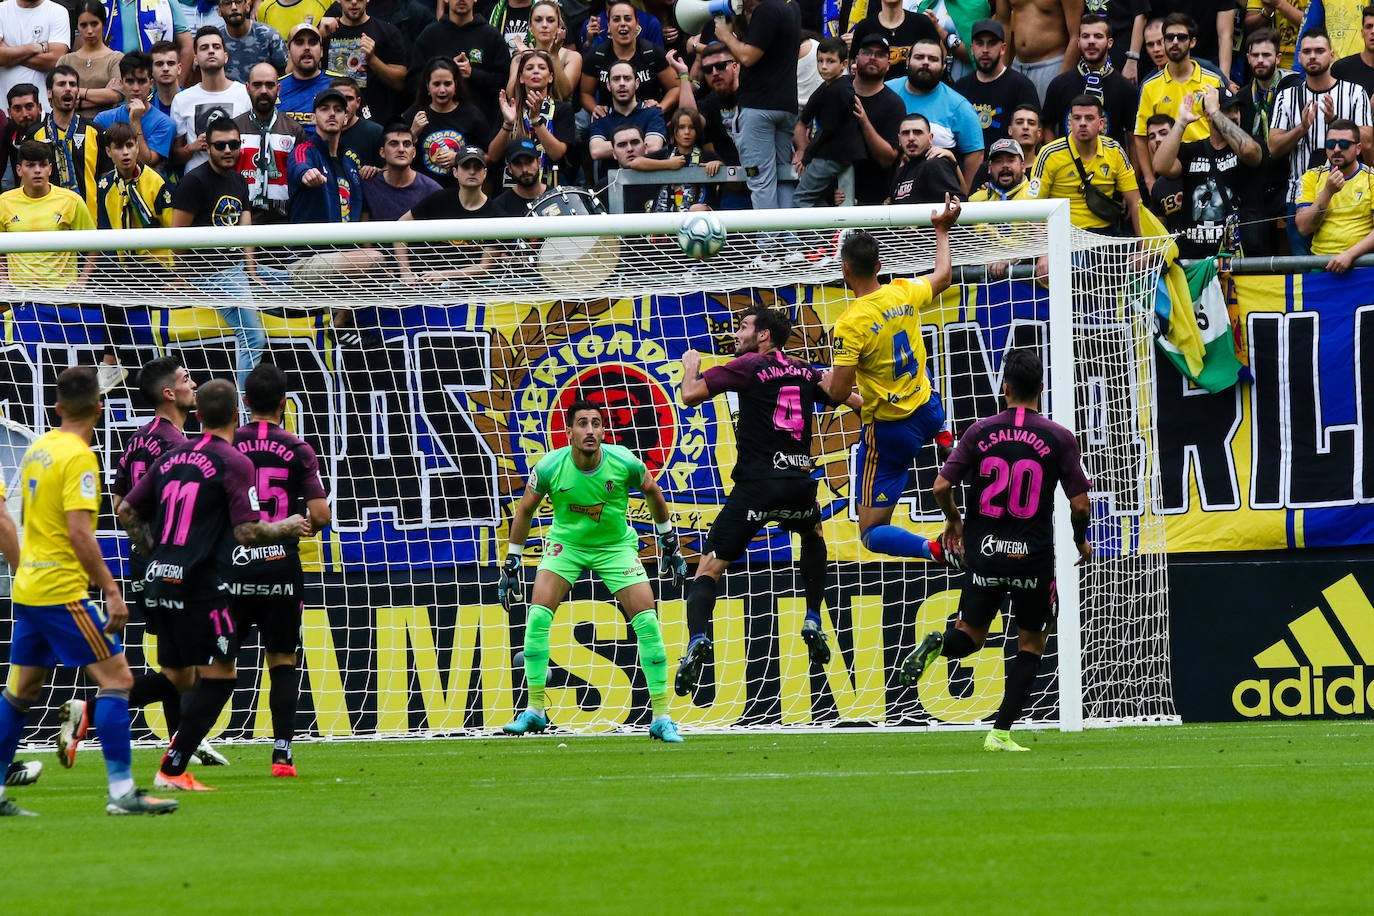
top-left (821, 195), bottom-right (963, 567)
top-left (1295, 118), bottom-right (1374, 270)
top-left (0, 140), bottom-right (97, 292)
top-left (1029, 94), bottom-right (1143, 235)
top-left (1131, 13), bottom-right (1223, 190)
top-left (0, 367), bottom-right (177, 817)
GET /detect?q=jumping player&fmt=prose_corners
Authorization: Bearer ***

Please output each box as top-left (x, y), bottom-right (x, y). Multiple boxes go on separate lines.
top-left (899, 348), bottom-right (1092, 751)
top-left (497, 399), bottom-right (688, 742)
top-left (0, 367), bottom-right (178, 815)
top-left (118, 379), bottom-right (310, 790)
top-left (675, 305), bottom-right (861, 694)
top-left (231, 363), bottom-right (330, 777)
top-left (822, 194), bottom-right (963, 566)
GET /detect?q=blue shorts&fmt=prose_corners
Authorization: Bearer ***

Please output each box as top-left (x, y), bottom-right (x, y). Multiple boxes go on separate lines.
top-left (855, 393), bottom-right (947, 509)
top-left (9, 598), bottom-right (123, 669)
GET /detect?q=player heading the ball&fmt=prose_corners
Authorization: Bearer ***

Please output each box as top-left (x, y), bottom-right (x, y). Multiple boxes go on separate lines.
top-left (675, 306), bottom-right (862, 695)
top-left (498, 400), bottom-right (688, 742)
top-left (900, 347), bottom-right (1093, 751)
top-left (823, 194), bottom-right (964, 566)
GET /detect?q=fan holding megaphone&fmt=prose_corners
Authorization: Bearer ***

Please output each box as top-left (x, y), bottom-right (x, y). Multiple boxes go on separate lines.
top-left (677, 0), bottom-right (742, 36)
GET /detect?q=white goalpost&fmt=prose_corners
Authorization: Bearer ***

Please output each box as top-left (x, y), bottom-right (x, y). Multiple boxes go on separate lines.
top-left (0, 199), bottom-right (1179, 745)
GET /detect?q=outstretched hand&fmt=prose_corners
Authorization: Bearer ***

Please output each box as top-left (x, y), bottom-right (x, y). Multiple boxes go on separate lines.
top-left (930, 193), bottom-right (961, 231)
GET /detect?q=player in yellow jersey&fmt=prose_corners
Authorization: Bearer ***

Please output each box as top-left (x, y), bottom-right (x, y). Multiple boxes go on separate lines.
top-left (0, 367), bottom-right (177, 817)
top-left (0, 141), bottom-right (97, 291)
top-left (0, 480), bottom-right (43, 791)
top-left (823, 195), bottom-right (963, 567)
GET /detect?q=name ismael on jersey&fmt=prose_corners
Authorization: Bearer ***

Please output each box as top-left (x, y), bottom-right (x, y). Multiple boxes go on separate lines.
top-left (977, 428), bottom-right (1050, 457)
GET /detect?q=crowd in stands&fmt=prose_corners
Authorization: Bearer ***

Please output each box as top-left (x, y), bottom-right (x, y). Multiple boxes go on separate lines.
top-left (0, 0), bottom-right (1372, 381)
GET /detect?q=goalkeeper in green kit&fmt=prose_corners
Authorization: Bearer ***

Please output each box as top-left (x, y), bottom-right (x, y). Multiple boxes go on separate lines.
top-left (498, 400), bottom-right (688, 742)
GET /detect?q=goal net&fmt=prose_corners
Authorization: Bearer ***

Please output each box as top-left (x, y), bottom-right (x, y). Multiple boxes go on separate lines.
top-left (1, 201), bottom-right (1178, 745)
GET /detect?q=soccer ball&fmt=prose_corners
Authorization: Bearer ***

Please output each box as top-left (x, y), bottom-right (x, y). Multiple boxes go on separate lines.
top-left (676, 212), bottom-right (727, 260)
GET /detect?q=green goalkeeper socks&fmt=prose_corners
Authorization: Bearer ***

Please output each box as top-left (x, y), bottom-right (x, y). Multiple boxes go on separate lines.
top-left (524, 605), bottom-right (554, 711)
top-left (630, 610), bottom-right (670, 717)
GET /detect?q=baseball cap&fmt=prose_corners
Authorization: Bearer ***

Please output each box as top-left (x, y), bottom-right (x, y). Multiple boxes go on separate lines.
top-left (856, 32), bottom-right (891, 52)
top-left (988, 137), bottom-right (1023, 159)
top-left (971, 18), bottom-right (1004, 41)
top-left (506, 138), bottom-right (540, 163)
top-left (313, 86), bottom-right (347, 109)
top-left (288, 21), bottom-right (321, 42)
top-left (455, 145), bottom-right (488, 166)
top-left (1215, 85), bottom-right (1241, 110)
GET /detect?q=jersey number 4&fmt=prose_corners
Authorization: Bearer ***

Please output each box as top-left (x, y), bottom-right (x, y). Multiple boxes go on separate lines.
top-left (892, 331), bottom-right (920, 381)
top-left (772, 385), bottom-right (804, 440)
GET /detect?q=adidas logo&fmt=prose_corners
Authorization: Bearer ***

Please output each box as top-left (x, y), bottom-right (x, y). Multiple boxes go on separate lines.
top-left (1233, 574), bottom-right (1374, 717)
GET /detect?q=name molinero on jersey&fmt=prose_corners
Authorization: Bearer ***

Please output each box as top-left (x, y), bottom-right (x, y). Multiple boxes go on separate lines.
top-left (530, 442), bottom-right (647, 549)
top-left (938, 407), bottom-right (1092, 574)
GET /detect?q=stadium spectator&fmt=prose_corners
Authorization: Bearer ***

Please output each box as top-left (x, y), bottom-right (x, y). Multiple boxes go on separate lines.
top-left (1043, 14), bottom-right (1138, 144)
top-left (887, 113), bottom-right (962, 204)
top-left (1331, 4), bottom-right (1374, 92)
top-left (170, 27), bottom-right (250, 172)
top-left (954, 20), bottom-right (1039, 148)
top-left (398, 144), bottom-right (496, 281)
top-left (323, 0), bottom-right (406, 125)
top-left (278, 22), bottom-right (333, 134)
top-left (1133, 13), bottom-right (1223, 192)
top-left (233, 61), bottom-right (307, 225)
top-left (0, 140), bottom-right (95, 291)
top-left (1141, 16), bottom-right (1168, 74)
top-left (218, 0), bottom-right (287, 83)
top-left (488, 136), bottom-right (545, 216)
top-left (1295, 117), bottom-right (1374, 270)
top-left (796, 34), bottom-right (822, 110)
top-left (792, 36), bottom-right (862, 208)
top-left (1151, 86), bottom-right (1263, 258)
top-left (27, 67), bottom-right (109, 218)
top-left (330, 75), bottom-right (383, 170)
top-left (170, 116), bottom-right (264, 387)
top-left (714, 0), bottom-right (801, 217)
top-left (363, 120), bottom-right (438, 218)
top-left (1005, 0), bottom-right (1082, 100)
top-left (1102, 0), bottom-right (1149, 80)
top-left (0, 0), bottom-right (72, 113)
top-left (1269, 27), bottom-right (1373, 255)
top-left (849, 33), bottom-right (905, 206)
top-left (93, 121), bottom-right (174, 387)
top-left (1167, 0), bottom-right (1238, 77)
top-left (323, 0), bottom-right (433, 47)
top-left (589, 60), bottom-right (667, 162)
top-left (696, 43), bottom-right (739, 165)
top-left (1297, 0), bottom-right (1364, 60)
top-left (94, 52), bottom-right (179, 170)
top-left (1008, 103), bottom-right (1046, 162)
top-left (504, 0), bottom-right (582, 102)
top-left (286, 86), bottom-right (370, 224)
top-left (970, 136), bottom-right (1031, 201)
top-left (635, 107), bottom-right (720, 211)
top-left (411, 0), bottom-right (510, 124)
top-left (582, 3), bottom-right (664, 53)
top-left (605, 122), bottom-right (660, 211)
top-left (886, 37), bottom-right (985, 188)
top-left (849, 0), bottom-right (940, 68)
top-left (1144, 113), bottom-right (1187, 233)
top-left (490, 49), bottom-right (576, 185)
top-left (3, 85), bottom-right (41, 190)
top-left (1029, 93), bottom-right (1141, 235)
top-left (1243, 0), bottom-right (1307, 71)
top-left (100, 0), bottom-right (191, 58)
top-left (257, 0), bottom-right (329, 39)
top-left (1238, 28), bottom-right (1295, 254)
top-left (403, 57), bottom-right (493, 187)
top-left (487, 0), bottom-right (533, 53)
top-left (149, 39), bottom-right (181, 116)
top-left (58, 3), bottom-right (124, 119)
top-left (580, 1), bottom-right (678, 115)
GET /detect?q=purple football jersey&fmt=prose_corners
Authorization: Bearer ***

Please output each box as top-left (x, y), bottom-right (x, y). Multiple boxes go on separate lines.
top-left (233, 421), bottom-right (326, 578)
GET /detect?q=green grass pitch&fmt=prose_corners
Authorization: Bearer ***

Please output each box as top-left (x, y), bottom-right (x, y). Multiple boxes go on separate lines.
top-left (6, 722), bottom-right (1372, 914)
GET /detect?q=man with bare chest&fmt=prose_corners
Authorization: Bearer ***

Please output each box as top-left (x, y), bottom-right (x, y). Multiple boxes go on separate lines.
top-left (1000, 0), bottom-right (1084, 100)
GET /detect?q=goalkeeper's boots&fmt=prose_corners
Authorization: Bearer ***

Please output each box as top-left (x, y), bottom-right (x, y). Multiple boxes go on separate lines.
top-left (899, 631), bottom-right (944, 687)
top-left (983, 729), bottom-right (1029, 752)
top-left (5, 759), bottom-right (42, 787)
top-left (649, 716), bottom-right (684, 744)
top-left (106, 787), bottom-right (179, 816)
top-left (800, 619), bottom-right (832, 666)
top-left (56, 698), bottom-right (89, 769)
top-left (194, 739), bottom-right (230, 767)
top-left (502, 708), bottom-right (550, 735)
top-left (674, 634), bottom-right (714, 696)
top-left (928, 535), bottom-right (965, 570)
top-left (0, 797), bottom-right (37, 817)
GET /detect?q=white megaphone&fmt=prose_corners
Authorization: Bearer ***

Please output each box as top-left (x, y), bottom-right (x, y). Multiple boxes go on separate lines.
top-left (677, 0), bottom-right (742, 37)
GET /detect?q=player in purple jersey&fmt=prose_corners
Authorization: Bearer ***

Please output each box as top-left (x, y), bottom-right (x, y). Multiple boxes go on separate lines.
top-left (675, 306), bottom-right (862, 695)
top-left (232, 363), bottom-right (330, 778)
top-left (899, 348), bottom-right (1093, 751)
top-left (119, 380), bottom-right (311, 791)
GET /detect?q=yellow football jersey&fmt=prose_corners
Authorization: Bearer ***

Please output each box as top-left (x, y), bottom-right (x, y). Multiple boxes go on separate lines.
top-left (1028, 136), bottom-right (1139, 230)
top-left (12, 430), bottom-right (101, 606)
top-left (1298, 164), bottom-right (1374, 256)
top-left (832, 277), bottom-right (936, 423)
top-left (0, 186), bottom-right (96, 289)
top-left (1135, 62), bottom-right (1222, 143)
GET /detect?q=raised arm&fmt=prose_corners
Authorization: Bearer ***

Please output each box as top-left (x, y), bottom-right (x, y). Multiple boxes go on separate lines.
top-left (679, 348), bottom-right (711, 407)
top-left (928, 193), bottom-right (961, 295)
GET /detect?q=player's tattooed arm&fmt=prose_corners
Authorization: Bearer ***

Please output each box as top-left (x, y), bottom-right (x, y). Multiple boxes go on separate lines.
top-left (234, 514), bottom-right (312, 546)
top-left (679, 349), bottom-right (711, 407)
top-left (116, 501), bottom-right (155, 556)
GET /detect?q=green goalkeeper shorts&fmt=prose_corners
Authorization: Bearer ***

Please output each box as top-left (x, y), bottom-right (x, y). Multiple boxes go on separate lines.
top-left (538, 539), bottom-right (650, 594)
